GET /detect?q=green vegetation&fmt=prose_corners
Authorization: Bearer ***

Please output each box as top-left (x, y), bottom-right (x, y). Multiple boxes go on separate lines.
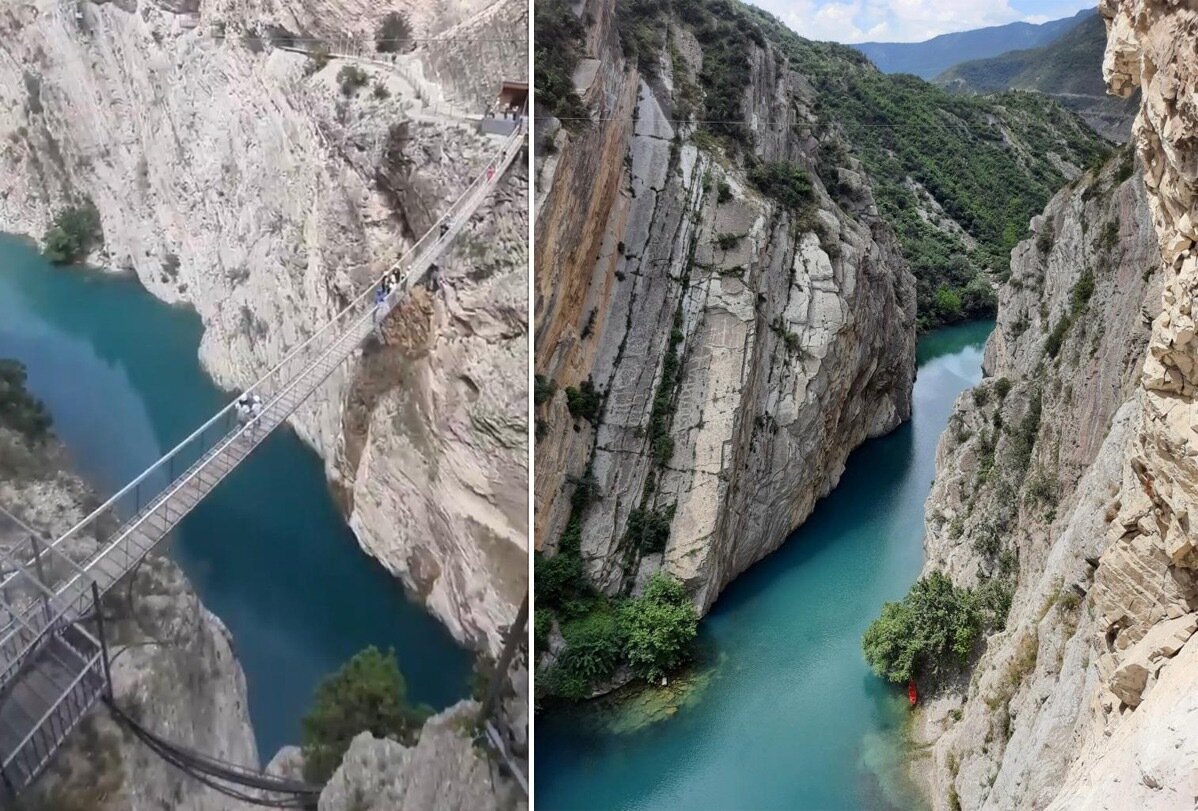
top-left (534, 0), bottom-right (590, 127)
top-left (565, 378), bottom-right (603, 422)
top-left (618, 573), bottom-right (699, 681)
top-left (534, 374), bottom-right (556, 406)
top-left (42, 201), bottom-right (102, 265)
top-left (0, 360), bottom-right (52, 442)
top-left (747, 161), bottom-right (815, 213)
top-left (608, 0), bottom-right (1107, 327)
top-left (624, 506), bottom-right (675, 553)
top-left (862, 572), bottom-right (983, 684)
top-left (337, 65), bottom-right (369, 96)
top-left (300, 647), bottom-right (430, 783)
top-left (375, 11), bottom-right (413, 54)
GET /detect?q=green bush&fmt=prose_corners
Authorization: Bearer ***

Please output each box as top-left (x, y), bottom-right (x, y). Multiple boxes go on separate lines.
top-left (534, 374), bottom-right (556, 406)
top-left (565, 378), bottom-right (602, 422)
top-left (933, 285), bottom-right (964, 322)
top-left (1044, 315), bottom-right (1070, 358)
top-left (624, 506), bottom-right (674, 553)
top-left (552, 609), bottom-right (623, 698)
top-left (0, 360), bottom-right (52, 442)
top-left (862, 572), bottom-right (982, 684)
top-left (534, 608), bottom-right (553, 652)
top-left (375, 11), bottom-right (413, 53)
top-left (43, 201), bottom-right (102, 265)
top-left (534, 0), bottom-right (590, 127)
top-left (301, 647), bottom-right (429, 783)
top-left (535, 544), bottom-right (588, 611)
top-left (618, 574), bottom-right (698, 682)
top-left (338, 65), bottom-right (369, 96)
top-left (748, 161), bottom-right (815, 212)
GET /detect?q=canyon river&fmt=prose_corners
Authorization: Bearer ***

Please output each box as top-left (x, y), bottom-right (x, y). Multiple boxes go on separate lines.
top-left (0, 233), bottom-right (474, 759)
top-left (536, 320), bottom-right (994, 810)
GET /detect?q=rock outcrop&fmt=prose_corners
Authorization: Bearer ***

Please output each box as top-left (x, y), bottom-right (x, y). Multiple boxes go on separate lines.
top-left (0, 0), bottom-right (527, 659)
top-left (316, 701), bottom-right (525, 811)
top-left (913, 1), bottom-right (1198, 807)
top-left (533, 0), bottom-right (916, 620)
top-left (0, 425), bottom-right (258, 811)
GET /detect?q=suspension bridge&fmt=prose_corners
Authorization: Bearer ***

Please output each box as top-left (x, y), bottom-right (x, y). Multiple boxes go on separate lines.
top-left (0, 113), bottom-right (524, 798)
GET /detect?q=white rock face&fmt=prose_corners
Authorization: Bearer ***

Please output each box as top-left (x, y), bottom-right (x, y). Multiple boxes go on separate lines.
top-left (533, 0), bottom-right (915, 621)
top-left (915, 1), bottom-right (1198, 807)
top-left (0, 0), bottom-right (527, 658)
top-left (317, 701), bottom-right (524, 811)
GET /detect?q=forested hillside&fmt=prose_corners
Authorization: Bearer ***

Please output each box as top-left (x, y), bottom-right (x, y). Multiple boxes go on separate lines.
top-left (936, 12), bottom-right (1139, 141)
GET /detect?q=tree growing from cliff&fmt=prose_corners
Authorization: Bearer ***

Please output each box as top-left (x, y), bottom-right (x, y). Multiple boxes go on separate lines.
top-left (301, 647), bottom-right (430, 783)
top-left (42, 201), bottom-right (102, 265)
top-left (0, 360), bottom-right (52, 442)
top-left (375, 12), bottom-right (414, 54)
top-left (618, 573), bottom-right (698, 682)
top-left (862, 571), bottom-right (982, 684)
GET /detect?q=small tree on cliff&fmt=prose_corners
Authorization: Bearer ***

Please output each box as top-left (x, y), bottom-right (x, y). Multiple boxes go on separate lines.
top-left (300, 647), bottom-right (430, 783)
top-left (618, 573), bottom-right (698, 682)
top-left (862, 571), bottom-right (982, 684)
top-left (375, 11), bottom-right (414, 53)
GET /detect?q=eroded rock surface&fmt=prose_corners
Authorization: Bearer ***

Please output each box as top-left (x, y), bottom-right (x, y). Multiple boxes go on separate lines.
top-left (915, 1), bottom-right (1198, 807)
top-left (534, 0), bottom-right (915, 618)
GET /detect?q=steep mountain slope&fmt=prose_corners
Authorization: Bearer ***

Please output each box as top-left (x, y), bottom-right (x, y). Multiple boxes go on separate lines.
top-left (886, 0), bottom-right (1198, 807)
top-left (0, 0), bottom-right (526, 660)
top-left (532, 0), bottom-right (1106, 700)
top-left (936, 12), bottom-right (1139, 141)
top-left (852, 10), bottom-right (1091, 80)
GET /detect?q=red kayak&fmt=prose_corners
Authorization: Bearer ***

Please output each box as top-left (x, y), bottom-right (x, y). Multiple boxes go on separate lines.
top-left (907, 680), bottom-right (918, 707)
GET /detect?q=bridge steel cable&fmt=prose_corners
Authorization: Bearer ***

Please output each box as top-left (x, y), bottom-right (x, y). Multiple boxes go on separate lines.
top-left (106, 699), bottom-right (322, 809)
top-left (0, 121), bottom-right (525, 795)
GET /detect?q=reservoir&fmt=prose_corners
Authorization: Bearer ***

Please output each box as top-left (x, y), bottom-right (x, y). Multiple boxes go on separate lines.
top-left (536, 320), bottom-right (994, 810)
top-left (0, 233), bottom-right (474, 759)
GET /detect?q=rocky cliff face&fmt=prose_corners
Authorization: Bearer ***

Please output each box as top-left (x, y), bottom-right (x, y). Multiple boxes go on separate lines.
top-left (0, 426), bottom-right (258, 811)
top-left (316, 701), bottom-right (524, 811)
top-left (914, 1), bottom-right (1198, 807)
top-left (0, 0), bottom-right (526, 659)
top-left (534, 0), bottom-right (915, 614)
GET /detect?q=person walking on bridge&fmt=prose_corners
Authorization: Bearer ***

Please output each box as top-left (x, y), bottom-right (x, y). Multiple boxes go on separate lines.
top-left (373, 285), bottom-right (387, 329)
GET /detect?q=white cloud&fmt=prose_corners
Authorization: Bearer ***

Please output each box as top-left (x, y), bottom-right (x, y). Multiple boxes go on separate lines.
top-left (760, 0), bottom-right (1094, 44)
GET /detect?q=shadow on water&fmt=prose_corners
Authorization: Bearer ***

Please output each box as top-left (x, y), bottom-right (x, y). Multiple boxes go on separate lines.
top-left (536, 320), bottom-right (993, 811)
top-left (0, 234), bottom-right (474, 757)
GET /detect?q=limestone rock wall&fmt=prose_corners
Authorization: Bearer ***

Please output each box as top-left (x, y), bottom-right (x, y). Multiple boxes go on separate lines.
top-left (0, 0), bottom-right (527, 658)
top-left (534, 0), bottom-right (915, 613)
top-left (914, 1), bottom-right (1198, 807)
top-left (316, 701), bottom-right (524, 811)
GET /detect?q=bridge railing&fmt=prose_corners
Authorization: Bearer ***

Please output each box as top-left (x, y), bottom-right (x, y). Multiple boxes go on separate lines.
top-left (0, 126), bottom-right (524, 675)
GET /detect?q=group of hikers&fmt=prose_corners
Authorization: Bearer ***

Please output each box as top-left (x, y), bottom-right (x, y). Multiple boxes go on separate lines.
top-left (235, 392), bottom-right (264, 435)
top-left (373, 269), bottom-right (404, 324)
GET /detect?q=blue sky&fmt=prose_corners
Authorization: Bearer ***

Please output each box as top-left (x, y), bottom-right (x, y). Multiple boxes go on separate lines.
top-left (750, 0), bottom-right (1097, 44)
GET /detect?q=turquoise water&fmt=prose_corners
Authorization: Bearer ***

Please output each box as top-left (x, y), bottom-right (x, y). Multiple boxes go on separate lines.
top-left (0, 234), bottom-right (474, 759)
top-left (536, 321), bottom-right (994, 810)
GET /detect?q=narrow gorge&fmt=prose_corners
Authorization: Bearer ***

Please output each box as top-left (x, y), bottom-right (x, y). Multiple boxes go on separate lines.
top-left (910, 0), bottom-right (1198, 807)
top-left (533, 0), bottom-right (1106, 704)
top-left (0, 0), bottom-right (528, 806)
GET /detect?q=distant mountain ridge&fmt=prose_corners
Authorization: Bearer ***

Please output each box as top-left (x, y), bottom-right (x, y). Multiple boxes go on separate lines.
top-left (851, 8), bottom-right (1093, 79)
top-left (935, 11), bottom-right (1137, 141)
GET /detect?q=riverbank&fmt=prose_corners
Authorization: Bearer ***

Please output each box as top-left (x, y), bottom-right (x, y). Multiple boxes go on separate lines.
top-left (536, 321), bottom-right (993, 810)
